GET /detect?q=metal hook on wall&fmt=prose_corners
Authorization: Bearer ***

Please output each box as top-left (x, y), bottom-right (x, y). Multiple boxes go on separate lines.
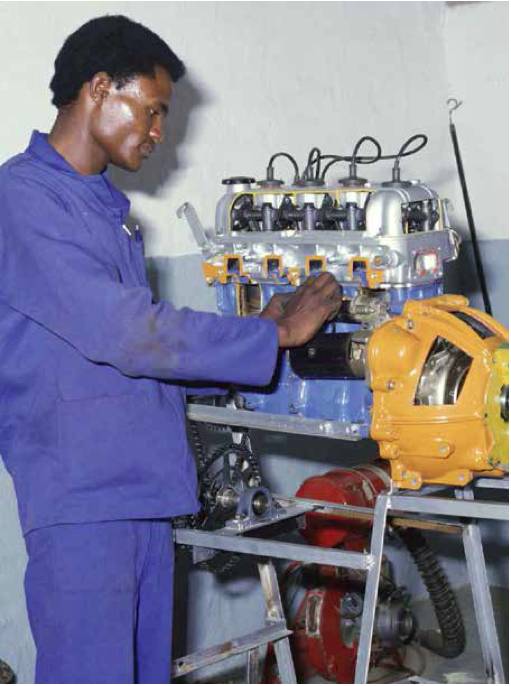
top-left (446, 97), bottom-right (492, 315)
top-left (447, 98), bottom-right (463, 123)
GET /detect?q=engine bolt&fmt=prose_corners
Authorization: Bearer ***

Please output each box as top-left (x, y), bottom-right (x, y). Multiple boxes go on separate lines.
top-left (407, 319), bottom-right (414, 330)
top-left (387, 380), bottom-right (395, 390)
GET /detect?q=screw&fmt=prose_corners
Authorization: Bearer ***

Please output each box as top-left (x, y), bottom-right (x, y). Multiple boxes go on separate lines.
top-left (307, 348), bottom-right (317, 358)
top-left (387, 380), bottom-right (395, 390)
top-left (407, 319), bottom-right (414, 330)
top-left (458, 474), bottom-right (465, 482)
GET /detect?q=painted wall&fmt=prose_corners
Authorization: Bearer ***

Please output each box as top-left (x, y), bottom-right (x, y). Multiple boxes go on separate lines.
top-left (0, 2), bottom-right (507, 682)
top-left (442, 0), bottom-right (509, 321)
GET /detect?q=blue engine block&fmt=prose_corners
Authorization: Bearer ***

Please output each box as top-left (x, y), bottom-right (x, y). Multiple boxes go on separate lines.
top-left (215, 280), bottom-right (444, 438)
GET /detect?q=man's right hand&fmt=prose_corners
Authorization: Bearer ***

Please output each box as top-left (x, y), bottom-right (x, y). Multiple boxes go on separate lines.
top-left (259, 272), bottom-right (342, 348)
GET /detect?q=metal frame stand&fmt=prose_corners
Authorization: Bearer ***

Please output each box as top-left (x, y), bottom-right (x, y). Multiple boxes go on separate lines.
top-left (173, 477), bottom-right (508, 684)
top-left (172, 478), bottom-right (508, 684)
top-left (174, 405), bottom-right (508, 683)
top-left (354, 478), bottom-right (508, 684)
top-left (172, 558), bottom-right (296, 684)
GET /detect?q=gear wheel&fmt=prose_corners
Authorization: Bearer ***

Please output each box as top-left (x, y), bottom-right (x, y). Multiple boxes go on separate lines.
top-left (173, 420), bottom-right (262, 575)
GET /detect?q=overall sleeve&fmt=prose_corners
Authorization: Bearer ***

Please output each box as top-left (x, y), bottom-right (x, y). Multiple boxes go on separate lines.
top-left (0, 174), bottom-right (279, 386)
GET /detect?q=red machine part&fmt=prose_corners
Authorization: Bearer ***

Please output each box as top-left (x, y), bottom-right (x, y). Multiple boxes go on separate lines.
top-left (293, 580), bottom-right (359, 683)
top-left (264, 577), bottom-right (358, 684)
top-left (296, 461), bottom-right (391, 551)
top-left (263, 462), bottom-right (397, 684)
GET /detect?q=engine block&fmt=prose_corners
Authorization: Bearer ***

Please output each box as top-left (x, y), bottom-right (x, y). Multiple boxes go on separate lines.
top-left (179, 137), bottom-right (508, 487)
top-left (180, 146), bottom-right (460, 440)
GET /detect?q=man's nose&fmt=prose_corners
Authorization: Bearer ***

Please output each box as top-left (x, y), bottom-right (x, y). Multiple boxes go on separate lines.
top-left (149, 119), bottom-right (164, 144)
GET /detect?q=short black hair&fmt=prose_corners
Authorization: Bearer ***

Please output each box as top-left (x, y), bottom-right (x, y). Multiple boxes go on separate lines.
top-left (50, 15), bottom-right (185, 108)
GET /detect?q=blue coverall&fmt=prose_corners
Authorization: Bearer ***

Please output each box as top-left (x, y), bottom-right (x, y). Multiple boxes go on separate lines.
top-left (0, 131), bottom-right (279, 683)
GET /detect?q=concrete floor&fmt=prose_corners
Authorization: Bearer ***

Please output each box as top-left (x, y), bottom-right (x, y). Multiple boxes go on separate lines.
top-left (189, 585), bottom-right (508, 684)
top-left (402, 585), bottom-right (508, 684)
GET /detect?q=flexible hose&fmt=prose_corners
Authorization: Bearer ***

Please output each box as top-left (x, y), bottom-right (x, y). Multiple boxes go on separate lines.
top-left (399, 528), bottom-right (466, 658)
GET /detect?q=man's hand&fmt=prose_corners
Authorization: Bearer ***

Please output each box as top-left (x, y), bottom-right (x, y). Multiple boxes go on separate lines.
top-left (259, 272), bottom-right (342, 347)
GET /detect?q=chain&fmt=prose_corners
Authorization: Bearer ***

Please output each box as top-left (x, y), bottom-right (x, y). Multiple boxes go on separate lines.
top-left (173, 419), bottom-right (261, 576)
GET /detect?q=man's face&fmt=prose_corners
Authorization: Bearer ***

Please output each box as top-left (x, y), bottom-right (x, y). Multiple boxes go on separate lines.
top-left (91, 65), bottom-right (173, 172)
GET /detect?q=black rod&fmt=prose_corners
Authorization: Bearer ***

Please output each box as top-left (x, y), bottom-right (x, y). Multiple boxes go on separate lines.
top-left (449, 116), bottom-right (492, 316)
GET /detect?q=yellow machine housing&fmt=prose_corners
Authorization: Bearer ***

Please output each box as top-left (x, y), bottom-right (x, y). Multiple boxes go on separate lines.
top-left (367, 295), bottom-right (509, 489)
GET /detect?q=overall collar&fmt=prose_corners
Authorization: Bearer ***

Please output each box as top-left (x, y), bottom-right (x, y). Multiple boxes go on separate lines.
top-left (27, 130), bottom-right (131, 219)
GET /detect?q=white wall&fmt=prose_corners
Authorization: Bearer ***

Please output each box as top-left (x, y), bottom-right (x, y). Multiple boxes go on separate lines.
top-left (0, 2), bottom-right (508, 682)
top-left (1, 0), bottom-right (458, 259)
top-left (444, 0), bottom-right (509, 242)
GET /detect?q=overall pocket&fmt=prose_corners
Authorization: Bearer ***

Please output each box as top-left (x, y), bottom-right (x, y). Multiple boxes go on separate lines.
top-left (57, 392), bottom-right (152, 493)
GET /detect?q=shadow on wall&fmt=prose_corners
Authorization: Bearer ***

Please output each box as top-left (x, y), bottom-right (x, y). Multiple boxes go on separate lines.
top-left (109, 73), bottom-right (209, 197)
top-left (444, 238), bottom-right (509, 326)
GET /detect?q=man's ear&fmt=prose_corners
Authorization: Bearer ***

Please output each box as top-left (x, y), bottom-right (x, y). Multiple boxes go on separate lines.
top-left (89, 72), bottom-right (113, 104)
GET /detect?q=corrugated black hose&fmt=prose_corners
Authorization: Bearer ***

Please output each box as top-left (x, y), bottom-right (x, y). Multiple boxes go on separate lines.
top-left (399, 528), bottom-right (466, 658)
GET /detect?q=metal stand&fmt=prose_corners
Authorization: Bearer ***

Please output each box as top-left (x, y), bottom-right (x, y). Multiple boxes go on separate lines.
top-left (171, 559), bottom-right (296, 684)
top-left (354, 478), bottom-right (508, 684)
top-left (174, 406), bottom-right (508, 683)
top-left (173, 478), bottom-right (508, 684)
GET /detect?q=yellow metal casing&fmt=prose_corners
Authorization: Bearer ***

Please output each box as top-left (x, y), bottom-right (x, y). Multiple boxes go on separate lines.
top-left (367, 295), bottom-right (509, 489)
top-left (486, 344), bottom-right (509, 470)
top-left (348, 256), bottom-right (385, 288)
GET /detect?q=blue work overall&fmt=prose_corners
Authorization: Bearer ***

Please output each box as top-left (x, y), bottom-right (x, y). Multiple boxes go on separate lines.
top-left (0, 131), bottom-right (278, 682)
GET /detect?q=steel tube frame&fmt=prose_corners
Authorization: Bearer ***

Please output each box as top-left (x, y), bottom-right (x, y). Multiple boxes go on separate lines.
top-left (172, 621), bottom-right (291, 678)
top-left (258, 560), bottom-right (297, 684)
top-left (187, 402), bottom-right (361, 440)
top-left (456, 486), bottom-right (506, 684)
top-left (353, 482), bottom-right (508, 685)
top-left (386, 495), bottom-right (508, 520)
top-left (174, 527), bottom-right (373, 570)
top-left (174, 479), bottom-right (508, 684)
top-left (354, 492), bottom-right (390, 684)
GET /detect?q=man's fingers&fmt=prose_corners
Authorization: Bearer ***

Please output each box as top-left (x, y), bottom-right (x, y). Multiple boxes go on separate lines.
top-left (295, 274), bottom-right (317, 294)
top-left (319, 280), bottom-right (341, 300)
top-left (297, 271), bottom-right (337, 295)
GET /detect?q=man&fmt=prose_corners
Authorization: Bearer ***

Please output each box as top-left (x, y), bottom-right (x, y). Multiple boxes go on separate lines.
top-left (0, 15), bottom-right (341, 684)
